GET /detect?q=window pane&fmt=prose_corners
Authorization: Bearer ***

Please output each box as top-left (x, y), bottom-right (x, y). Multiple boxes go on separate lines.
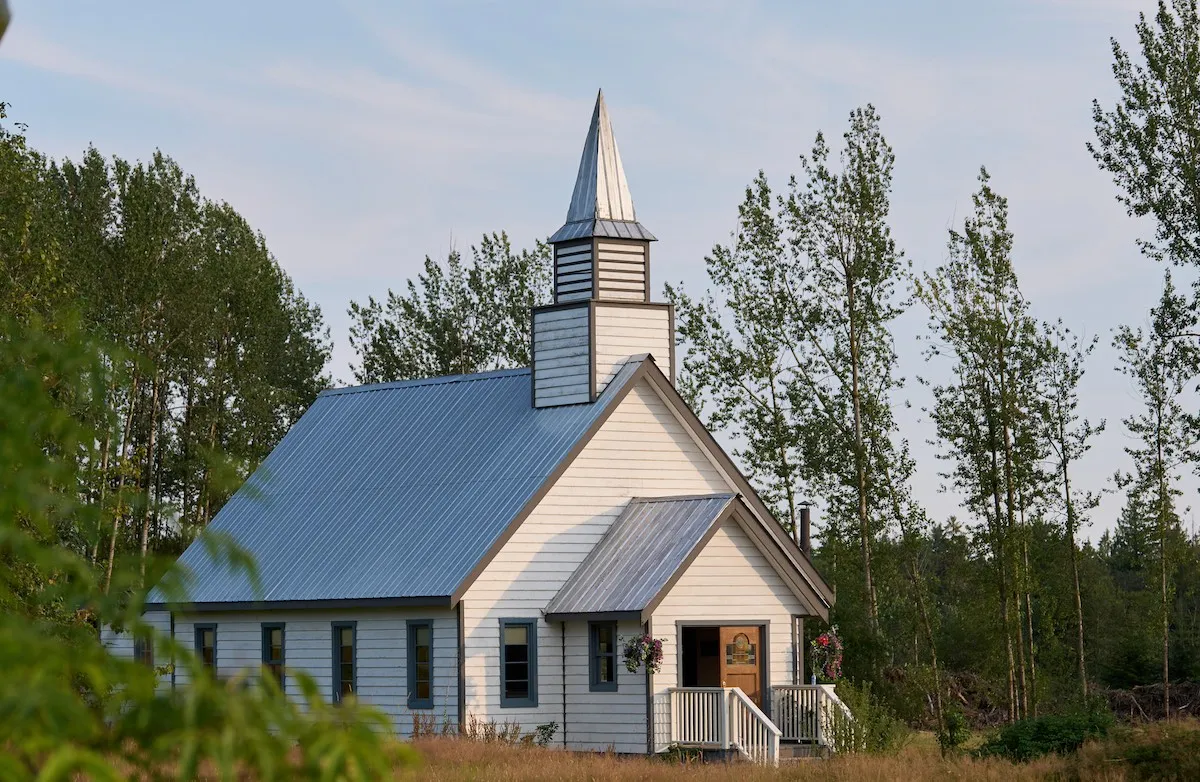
top-left (416, 626), bottom-right (431, 647)
top-left (340, 627), bottom-right (353, 647)
top-left (504, 678), bottom-right (529, 700)
top-left (599, 656), bottom-right (611, 683)
top-left (597, 625), bottom-right (612, 653)
top-left (503, 625), bottom-right (528, 647)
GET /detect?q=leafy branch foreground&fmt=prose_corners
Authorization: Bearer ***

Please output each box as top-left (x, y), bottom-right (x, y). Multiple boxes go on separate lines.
top-left (0, 316), bottom-right (414, 780)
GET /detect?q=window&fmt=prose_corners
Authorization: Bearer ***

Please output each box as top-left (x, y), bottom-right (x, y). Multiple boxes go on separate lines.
top-left (262, 623), bottom-right (285, 688)
top-left (134, 636), bottom-right (154, 667)
top-left (194, 624), bottom-right (217, 671)
top-left (499, 619), bottom-right (537, 708)
top-left (407, 620), bottom-right (433, 709)
top-left (332, 622), bottom-right (356, 703)
top-left (589, 622), bottom-right (618, 692)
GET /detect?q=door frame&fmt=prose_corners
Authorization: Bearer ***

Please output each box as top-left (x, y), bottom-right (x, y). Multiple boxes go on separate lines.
top-left (674, 619), bottom-right (772, 718)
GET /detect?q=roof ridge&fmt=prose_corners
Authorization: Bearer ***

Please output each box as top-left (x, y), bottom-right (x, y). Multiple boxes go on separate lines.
top-left (319, 367), bottom-right (530, 398)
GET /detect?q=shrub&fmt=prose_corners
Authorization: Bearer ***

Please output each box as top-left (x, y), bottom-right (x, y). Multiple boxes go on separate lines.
top-left (937, 709), bottom-right (970, 756)
top-left (1074, 720), bottom-right (1200, 781)
top-left (828, 680), bottom-right (910, 754)
top-left (975, 709), bottom-right (1115, 762)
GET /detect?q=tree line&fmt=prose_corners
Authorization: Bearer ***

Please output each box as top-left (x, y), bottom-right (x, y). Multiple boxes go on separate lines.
top-left (1, 103), bottom-right (330, 597)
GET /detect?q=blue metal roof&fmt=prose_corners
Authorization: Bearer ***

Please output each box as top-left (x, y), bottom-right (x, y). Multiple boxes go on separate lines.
top-left (544, 494), bottom-right (736, 619)
top-left (151, 361), bottom-right (644, 606)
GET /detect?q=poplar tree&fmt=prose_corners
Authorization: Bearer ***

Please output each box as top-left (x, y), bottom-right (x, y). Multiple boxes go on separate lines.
top-left (1090, 0), bottom-right (1200, 309)
top-left (1039, 322), bottom-right (1105, 700)
top-left (917, 168), bottom-right (1047, 721)
top-left (1113, 274), bottom-right (1200, 715)
top-left (671, 106), bottom-right (917, 668)
top-left (348, 232), bottom-right (551, 382)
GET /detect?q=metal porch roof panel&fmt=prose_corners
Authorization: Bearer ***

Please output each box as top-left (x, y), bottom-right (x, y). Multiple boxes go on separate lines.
top-left (153, 361), bottom-right (644, 605)
top-left (545, 493), bottom-right (736, 617)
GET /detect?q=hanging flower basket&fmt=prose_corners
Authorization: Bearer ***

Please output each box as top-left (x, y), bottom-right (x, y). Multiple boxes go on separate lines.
top-left (623, 634), bottom-right (664, 675)
top-left (810, 624), bottom-right (844, 684)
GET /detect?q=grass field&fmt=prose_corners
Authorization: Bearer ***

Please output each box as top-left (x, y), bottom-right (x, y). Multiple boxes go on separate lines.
top-left (390, 721), bottom-right (1200, 781)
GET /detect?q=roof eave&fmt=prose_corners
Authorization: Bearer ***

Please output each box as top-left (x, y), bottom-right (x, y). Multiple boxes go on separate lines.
top-left (144, 595), bottom-right (454, 613)
top-left (543, 610), bottom-right (642, 624)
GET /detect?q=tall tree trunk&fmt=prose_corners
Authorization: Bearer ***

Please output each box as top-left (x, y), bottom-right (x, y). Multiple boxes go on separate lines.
top-left (1156, 402), bottom-right (1170, 718)
top-left (90, 427), bottom-right (113, 566)
top-left (1061, 450), bottom-right (1089, 700)
top-left (1020, 499), bottom-right (1037, 717)
top-left (846, 276), bottom-right (879, 629)
top-left (138, 371), bottom-right (163, 585)
top-left (89, 370), bottom-right (120, 565)
top-left (104, 370), bottom-right (141, 594)
top-left (997, 333), bottom-right (1027, 719)
top-left (984, 377), bottom-right (1018, 722)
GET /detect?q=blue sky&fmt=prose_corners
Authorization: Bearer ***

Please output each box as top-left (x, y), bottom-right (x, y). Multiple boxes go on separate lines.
top-left (2, 0), bottom-right (1195, 538)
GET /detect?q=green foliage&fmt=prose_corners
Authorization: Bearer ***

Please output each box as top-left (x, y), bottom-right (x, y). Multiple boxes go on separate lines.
top-left (828, 681), bottom-right (909, 755)
top-left (937, 710), bottom-right (970, 756)
top-left (0, 314), bottom-right (414, 778)
top-left (530, 722), bottom-right (558, 748)
top-left (1100, 722), bottom-right (1200, 781)
top-left (1090, 0), bottom-right (1200, 275)
top-left (1, 104), bottom-right (332, 590)
top-left (975, 709), bottom-right (1114, 762)
top-left (347, 232), bottom-right (550, 383)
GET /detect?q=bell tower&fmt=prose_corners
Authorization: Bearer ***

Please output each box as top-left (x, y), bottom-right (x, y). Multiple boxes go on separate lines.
top-left (531, 90), bottom-right (674, 408)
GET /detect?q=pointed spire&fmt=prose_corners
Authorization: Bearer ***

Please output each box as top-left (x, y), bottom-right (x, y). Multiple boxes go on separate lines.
top-left (550, 90), bottom-right (655, 244)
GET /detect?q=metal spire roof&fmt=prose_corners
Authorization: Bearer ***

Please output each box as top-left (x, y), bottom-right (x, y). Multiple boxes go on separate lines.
top-left (550, 90), bottom-right (656, 244)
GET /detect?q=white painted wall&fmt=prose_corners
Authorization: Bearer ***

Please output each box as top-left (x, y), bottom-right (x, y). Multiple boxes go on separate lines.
top-left (101, 610), bottom-right (173, 694)
top-left (592, 305), bottom-right (672, 393)
top-left (649, 513), bottom-right (806, 750)
top-left (462, 378), bottom-right (730, 744)
top-left (108, 607), bottom-right (457, 736)
top-left (562, 618), bottom-right (647, 753)
top-left (533, 305), bottom-right (591, 407)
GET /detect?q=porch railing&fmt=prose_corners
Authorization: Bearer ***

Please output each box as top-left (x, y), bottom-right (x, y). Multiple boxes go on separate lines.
top-left (665, 687), bottom-right (781, 766)
top-left (770, 684), bottom-right (854, 749)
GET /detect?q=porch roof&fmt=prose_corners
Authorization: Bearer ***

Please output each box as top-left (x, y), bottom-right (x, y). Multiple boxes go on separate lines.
top-left (544, 493), bottom-right (736, 622)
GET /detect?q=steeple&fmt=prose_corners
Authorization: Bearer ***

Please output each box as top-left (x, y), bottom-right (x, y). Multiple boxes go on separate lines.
top-left (550, 90), bottom-right (656, 244)
top-left (531, 91), bottom-right (674, 409)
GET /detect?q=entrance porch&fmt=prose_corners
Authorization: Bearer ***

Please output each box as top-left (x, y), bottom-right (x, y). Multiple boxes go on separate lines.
top-left (653, 623), bottom-right (852, 765)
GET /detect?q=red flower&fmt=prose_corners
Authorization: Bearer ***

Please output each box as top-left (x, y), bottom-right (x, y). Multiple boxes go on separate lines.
top-left (819, 636), bottom-right (829, 647)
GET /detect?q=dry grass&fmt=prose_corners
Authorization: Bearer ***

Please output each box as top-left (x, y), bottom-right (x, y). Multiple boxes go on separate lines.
top-left (394, 736), bottom-right (1074, 782)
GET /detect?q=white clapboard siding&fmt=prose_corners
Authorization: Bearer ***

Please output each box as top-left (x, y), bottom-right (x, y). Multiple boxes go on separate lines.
top-left (593, 305), bottom-right (672, 392)
top-left (101, 610), bottom-right (175, 694)
top-left (595, 241), bottom-right (646, 302)
top-left (562, 619), bottom-right (647, 753)
top-left (651, 514), bottom-right (804, 703)
top-left (555, 243), bottom-right (593, 303)
top-left (171, 608), bottom-right (457, 735)
top-left (462, 379), bottom-right (731, 739)
top-left (533, 305), bottom-right (591, 408)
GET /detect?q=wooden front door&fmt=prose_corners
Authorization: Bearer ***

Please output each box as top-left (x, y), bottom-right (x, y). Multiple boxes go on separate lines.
top-left (719, 626), bottom-right (762, 706)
